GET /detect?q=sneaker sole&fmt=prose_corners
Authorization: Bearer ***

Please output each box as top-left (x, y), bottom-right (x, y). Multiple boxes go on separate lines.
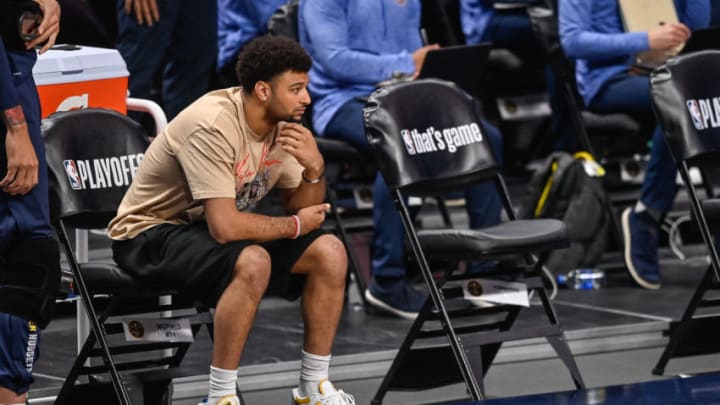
top-left (364, 290), bottom-right (418, 320)
top-left (622, 207), bottom-right (661, 290)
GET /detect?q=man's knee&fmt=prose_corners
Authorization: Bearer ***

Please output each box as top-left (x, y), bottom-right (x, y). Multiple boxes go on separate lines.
top-left (233, 245), bottom-right (272, 295)
top-left (309, 234), bottom-right (348, 282)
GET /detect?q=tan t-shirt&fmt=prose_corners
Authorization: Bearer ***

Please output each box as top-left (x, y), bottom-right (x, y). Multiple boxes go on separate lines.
top-left (108, 88), bottom-right (304, 240)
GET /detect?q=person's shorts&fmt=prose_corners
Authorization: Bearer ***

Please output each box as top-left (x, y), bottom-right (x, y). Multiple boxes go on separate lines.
top-left (0, 313), bottom-right (40, 395)
top-left (112, 222), bottom-right (328, 306)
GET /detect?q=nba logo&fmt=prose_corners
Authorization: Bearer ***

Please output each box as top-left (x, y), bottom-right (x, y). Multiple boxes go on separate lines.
top-left (400, 129), bottom-right (416, 155)
top-left (687, 100), bottom-right (705, 130)
top-left (63, 160), bottom-right (82, 190)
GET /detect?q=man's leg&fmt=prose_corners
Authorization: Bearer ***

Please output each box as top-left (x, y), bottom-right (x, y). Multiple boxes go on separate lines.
top-left (289, 234), bottom-right (353, 403)
top-left (211, 245), bottom-right (271, 368)
top-left (591, 74), bottom-right (674, 288)
top-left (0, 314), bottom-right (40, 405)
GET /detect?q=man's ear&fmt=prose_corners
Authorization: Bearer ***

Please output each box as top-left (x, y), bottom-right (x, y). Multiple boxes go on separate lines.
top-left (255, 81), bottom-right (270, 101)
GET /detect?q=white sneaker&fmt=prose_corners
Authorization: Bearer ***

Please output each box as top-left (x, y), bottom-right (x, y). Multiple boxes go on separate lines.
top-left (197, 394), bottom-right (241, 405)
top-left (291, 379), bottom-right (355, 405)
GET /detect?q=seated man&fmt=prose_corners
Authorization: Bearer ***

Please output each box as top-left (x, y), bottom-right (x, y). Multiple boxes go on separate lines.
top-left (299, 0), bottom-right (504, 319)
top-left (560, 0), bottom-right (710, 289)
top-left (216, 0), bottom-right (287, 87)
top-left (108, 36), bottom-right (354, 405)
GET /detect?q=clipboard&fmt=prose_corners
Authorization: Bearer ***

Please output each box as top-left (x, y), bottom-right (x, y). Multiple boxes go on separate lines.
top-left (618, 0), bottom-right (683, 66)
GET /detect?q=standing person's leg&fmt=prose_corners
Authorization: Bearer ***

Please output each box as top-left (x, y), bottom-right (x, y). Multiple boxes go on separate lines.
top-left (115, 0), bottom-right (178, 103)
top-left (162, 0), bottom-right (218, 119)
top-left (465, 120), bottom-right (503, 231)
top-left (0, 55), bottom-right (60, 404)
top-left (591, 74), bottom-right (677, 288)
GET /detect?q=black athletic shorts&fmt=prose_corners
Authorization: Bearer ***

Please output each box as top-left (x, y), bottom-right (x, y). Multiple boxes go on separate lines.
top-left (112, 222), bottom-right (328, 306)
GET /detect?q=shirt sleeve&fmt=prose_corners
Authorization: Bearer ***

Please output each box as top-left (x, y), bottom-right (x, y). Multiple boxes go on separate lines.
top-left (0, 38), bottom-right (21, 111)
top-left (559, 0), bottom-right (648, 61)
top-left (300, 0), bottom-right (416, 84)
top-left (680, 0), bottom-right (711, 30)
top-left (176, 128), bottom-right (238, 201)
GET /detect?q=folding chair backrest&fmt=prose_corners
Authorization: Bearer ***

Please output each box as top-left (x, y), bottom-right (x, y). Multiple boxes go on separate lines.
top-left (42, 108), bottom-right (148, 229)
top-left (651, 50), bottom-right (720, 164)
top-left (363, 79), bottom-right (498, 195)
top-left (267, 0), bottom-right (300, 40)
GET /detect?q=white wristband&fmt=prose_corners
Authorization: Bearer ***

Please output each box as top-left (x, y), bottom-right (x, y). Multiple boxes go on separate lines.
top-left (291, 215), bottom-right (301, 239)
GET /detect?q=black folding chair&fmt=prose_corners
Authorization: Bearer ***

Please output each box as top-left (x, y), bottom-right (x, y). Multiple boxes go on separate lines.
top-left (43, 109), bottom-right (215, 404)
top-left (649, 50), bottom-right (720, 375)
top-left (364, 79), bottom-right (584, 403)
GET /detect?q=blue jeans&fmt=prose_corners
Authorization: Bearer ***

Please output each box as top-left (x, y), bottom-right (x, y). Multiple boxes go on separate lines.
top-left (0, 51), bottom-right (53, 250)
top-left (325, 99), bottom-right (504, 279)
top-left (116, 0), bottom-right (217, 120)
top-left (589, 73), bottom-right (677, 213)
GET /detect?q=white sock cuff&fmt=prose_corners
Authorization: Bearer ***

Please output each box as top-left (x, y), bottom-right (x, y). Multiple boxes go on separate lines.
top-left (302, 350), bottom-right (331, 362)
top-left (209, 365), bottom-right (238, 399)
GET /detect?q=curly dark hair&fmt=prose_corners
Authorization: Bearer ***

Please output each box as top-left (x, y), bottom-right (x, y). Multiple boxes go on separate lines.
top-left (236, 36), bottom-right (312, 93)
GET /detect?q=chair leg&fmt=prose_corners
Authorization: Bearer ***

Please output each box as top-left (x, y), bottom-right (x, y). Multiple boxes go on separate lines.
top-left (653, 264), bottom-right (715, 375)
top-left (546, 335), bottom-right (585, 389)
top-left (326, 184), bottom-right (368, 306)
top-left (57, 222), bottom-right (132, 405)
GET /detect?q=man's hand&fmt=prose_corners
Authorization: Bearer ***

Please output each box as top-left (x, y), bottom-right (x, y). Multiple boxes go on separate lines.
top-left (29, 0), bottom-right (61, 54)
top-left (1, 126), bottom-right (39, 196)
top-left (411, 44), bottom-right (440, 78)
top-left (648, 23), bottom-right (690, 51)
top-left (123, 0), bottom-right (160, 26)
top-left (296, 203), bottom-right (330, 235)
top-left (277, 122), bottom-right (324, 175)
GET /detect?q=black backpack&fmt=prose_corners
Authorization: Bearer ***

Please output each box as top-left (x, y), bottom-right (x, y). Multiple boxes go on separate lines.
top-left (521, 151), bottom-right (609, 274)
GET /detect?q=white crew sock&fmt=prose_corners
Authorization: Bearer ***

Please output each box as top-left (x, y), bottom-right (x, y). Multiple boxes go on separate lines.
top-left (298, 350), bottom-right (331, 397)
top-left (207, 365), bottom-right (238, 404)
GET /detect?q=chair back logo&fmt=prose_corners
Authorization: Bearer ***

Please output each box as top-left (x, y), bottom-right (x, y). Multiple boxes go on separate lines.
top-left (398, 123), bottom-right (484, 156)
top-left (686, 98), bottom-right (720, 131)
top-left (63, 160), bottom-right (82, 190)
top-left (61, 153), bottom-right (144, 190)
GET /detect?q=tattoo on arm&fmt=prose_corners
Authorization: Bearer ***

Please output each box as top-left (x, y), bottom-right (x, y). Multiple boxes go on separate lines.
top-left (3, 106), bottom-right (26, 128)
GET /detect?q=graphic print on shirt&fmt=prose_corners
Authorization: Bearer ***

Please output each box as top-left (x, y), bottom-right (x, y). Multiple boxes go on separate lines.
top-left (235, 142), bottom-right (282, 211)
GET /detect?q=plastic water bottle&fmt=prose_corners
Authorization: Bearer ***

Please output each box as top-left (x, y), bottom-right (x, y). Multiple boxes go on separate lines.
top-left (556, 268), bottom-right (605, 290)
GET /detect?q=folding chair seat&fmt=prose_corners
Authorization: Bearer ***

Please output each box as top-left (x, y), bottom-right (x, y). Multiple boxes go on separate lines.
top-left (647, 50), bottom-right (720, 375)
top-left (363, 78), bottom-right (584, 403)
top-left (43, 109), bottom-right (214, 405)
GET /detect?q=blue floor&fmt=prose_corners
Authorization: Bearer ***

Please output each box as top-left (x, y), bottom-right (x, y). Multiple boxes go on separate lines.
top-left (439, 373), bottom-right (720, 404)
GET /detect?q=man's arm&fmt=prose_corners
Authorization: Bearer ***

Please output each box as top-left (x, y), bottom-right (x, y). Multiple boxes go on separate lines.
top-left (28, 0), bottom-right (61, 54)
top-left (122, 0), bottom-right (160, 26)
top-left (0, 39), bottom-right (39, 196)
top-left (559, 0), bottom-right (648, 60)
top-left (204, 198), bottom-right (329, 244)
top-left (300, 0), bottom-right (416, 84)
top-left (276, 122), bottom-right (326, 212)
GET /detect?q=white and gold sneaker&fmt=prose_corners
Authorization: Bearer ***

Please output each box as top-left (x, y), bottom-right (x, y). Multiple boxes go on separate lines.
top-left (291, 379), bottom-right (355, 405)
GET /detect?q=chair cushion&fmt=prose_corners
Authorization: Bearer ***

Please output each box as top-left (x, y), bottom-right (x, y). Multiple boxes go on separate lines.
top-left (701, 198), bottom-right (720, 224)
top-left (79, 262), bottom-right (170, 295)
top-left (417, 219), bottom-right (568, 260)
top-left (581, 111), bottom-right (641, 136)
top-left (316, 137), bottom-right (366, 164)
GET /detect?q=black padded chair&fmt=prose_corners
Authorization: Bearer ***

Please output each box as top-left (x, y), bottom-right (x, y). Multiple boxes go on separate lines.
top-left (364, 79), bottom-right (584, 403)
top-left (648, 50), bottom-right (720, 375)
top-left (43, 109), bottom-right (215, 404)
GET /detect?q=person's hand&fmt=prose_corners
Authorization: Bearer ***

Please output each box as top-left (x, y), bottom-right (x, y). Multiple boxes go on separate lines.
top-left (277, 122), bottom-right (324, 174)
top-left (648, 23), bottom-right (690, 51)
top-left (1, 126), bottom-right (39, 196)
top-left (411, 44), bottom-right (440, 78)
top-left (123, 0), bottom-right (160, 26)
top-left (28, 0), bottom-right (61, 54)
top-left (295, 203), bottom-right (330, 235)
